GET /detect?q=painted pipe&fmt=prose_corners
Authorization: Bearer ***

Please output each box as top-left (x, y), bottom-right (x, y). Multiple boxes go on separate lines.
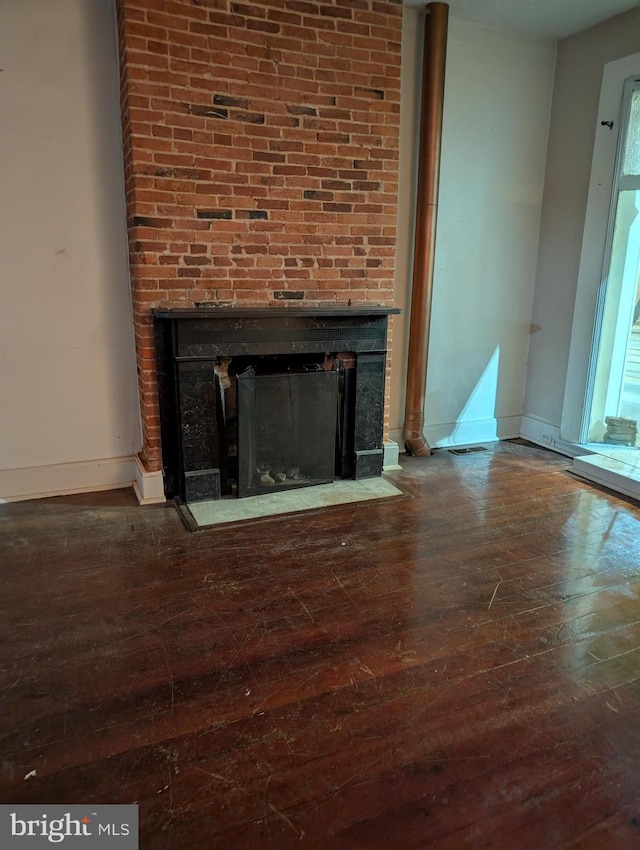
top-left (402, 2), bottom-right (449, 456)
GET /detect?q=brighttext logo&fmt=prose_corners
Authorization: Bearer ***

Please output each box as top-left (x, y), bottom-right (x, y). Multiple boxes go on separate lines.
top-left (1, 805), bottom-right (138, 848)
top-left (11, 813), bottom-right (93, 843)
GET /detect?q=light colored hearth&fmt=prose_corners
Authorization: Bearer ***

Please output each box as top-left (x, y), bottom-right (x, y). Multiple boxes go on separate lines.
top-left (187, 477), bottom-right (403, 528)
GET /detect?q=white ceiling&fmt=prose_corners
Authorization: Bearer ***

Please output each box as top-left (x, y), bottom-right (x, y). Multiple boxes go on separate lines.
top-left (402, 0), bottom-right (640, 41)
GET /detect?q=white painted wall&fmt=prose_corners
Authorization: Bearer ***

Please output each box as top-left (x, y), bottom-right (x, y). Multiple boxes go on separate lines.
top-left (391, 13), bottom-right (556, 448)
top-left (523, 8), bottom-right (640, 437)
top-left (0, 0), bottom-right (141, 499)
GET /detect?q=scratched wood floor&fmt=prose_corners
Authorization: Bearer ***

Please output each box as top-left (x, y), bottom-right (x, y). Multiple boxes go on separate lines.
top-left (2, 441), bottom-right (640, 848)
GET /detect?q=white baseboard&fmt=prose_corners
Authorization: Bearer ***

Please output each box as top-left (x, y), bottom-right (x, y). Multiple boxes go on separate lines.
top-left (0, 456), bottom-right (136, 503)
top-left (424, 416), bottom-right (521, 449)
top-left (383, 440), bottom-right (401, 471)
top-left (519, 415), bottom-right (560, 447)
top-left (389, 417), bottom-right (520, 452)
top-left (133, 456), bottom-right (166, 505)
top-left (519, 415), bottom-right (580, 458)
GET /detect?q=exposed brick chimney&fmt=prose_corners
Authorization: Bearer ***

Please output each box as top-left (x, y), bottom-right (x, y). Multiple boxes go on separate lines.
top-left (117, 0), bottom-right (402, 473)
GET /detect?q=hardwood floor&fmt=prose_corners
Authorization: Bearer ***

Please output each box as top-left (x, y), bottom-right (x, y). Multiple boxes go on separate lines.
top-left (2, 441), bottom-right (640, 848)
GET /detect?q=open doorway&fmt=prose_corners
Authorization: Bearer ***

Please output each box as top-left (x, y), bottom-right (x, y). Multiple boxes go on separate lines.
top-left (584, 77), bottom-right (640, 458)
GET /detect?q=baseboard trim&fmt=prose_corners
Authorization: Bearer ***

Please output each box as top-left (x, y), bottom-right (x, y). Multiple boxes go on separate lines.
top-left (133, 456), bottom-right (166, 505)
top-left (0, 456), bottom-right (136, 503)
top-left (389, 418), bottom-right (522, 453)
top-left (519, 415), bottom-right (580, 458)
top-left (383, 440), bottom-right (402, 471)
top-left (423, 416), bottom-right (521, 449)
top-left (519, 415), bottom-right (560, 448)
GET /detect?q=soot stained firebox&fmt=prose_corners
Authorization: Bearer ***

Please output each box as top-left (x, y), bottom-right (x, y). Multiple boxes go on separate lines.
top-left (153, 307), bottom-right (399, 502)
top-left (237, 365), bottom-right (338, 498)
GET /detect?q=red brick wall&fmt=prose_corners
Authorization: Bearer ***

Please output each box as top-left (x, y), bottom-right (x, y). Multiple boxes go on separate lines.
top-left (117, 0), bottom-right (402, 472)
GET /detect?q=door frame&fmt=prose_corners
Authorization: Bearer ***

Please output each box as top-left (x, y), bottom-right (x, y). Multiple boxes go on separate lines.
top-left (560, 52), bottom-right (640, 445)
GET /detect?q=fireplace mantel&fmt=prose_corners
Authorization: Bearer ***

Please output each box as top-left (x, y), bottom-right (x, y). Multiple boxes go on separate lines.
top-left (154, 307), bottom-right (400, 502)
top-left (153, 307), bottom-right (401, 319)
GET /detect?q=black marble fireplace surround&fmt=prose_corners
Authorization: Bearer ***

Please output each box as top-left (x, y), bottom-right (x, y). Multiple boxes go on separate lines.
top-left (153, 307), bottom-right (399, 502)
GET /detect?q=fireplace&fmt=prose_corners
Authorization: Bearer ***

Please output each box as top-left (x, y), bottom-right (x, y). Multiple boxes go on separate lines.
top-left (154, 307), bottom-right (398, 502)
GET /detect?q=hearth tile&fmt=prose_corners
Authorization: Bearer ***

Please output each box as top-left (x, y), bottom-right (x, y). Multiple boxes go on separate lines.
top-left (185, 477), bottom-right (403, 528)
top-left (296, 481), bottom-right (370, 508)
top-left (356, 477), bottom-right (403, 498)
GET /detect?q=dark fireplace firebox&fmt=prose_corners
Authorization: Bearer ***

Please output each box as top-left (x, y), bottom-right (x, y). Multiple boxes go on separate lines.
top-left (237, 367), bottom-right (338, 497)
top-left (153, 307), bottom-right (399, 502)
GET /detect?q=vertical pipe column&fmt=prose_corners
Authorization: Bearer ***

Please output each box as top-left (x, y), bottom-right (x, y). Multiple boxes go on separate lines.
top-left (402, 2), bottom-right (449, 456)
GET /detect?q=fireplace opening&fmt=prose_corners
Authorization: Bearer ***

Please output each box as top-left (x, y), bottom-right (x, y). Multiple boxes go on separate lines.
top-left (219, 352), bottom-right (352, 499)
top-left (163, 350), bottom-right (355, 502)
top-left (236, 365), bottom-right (338, 498)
